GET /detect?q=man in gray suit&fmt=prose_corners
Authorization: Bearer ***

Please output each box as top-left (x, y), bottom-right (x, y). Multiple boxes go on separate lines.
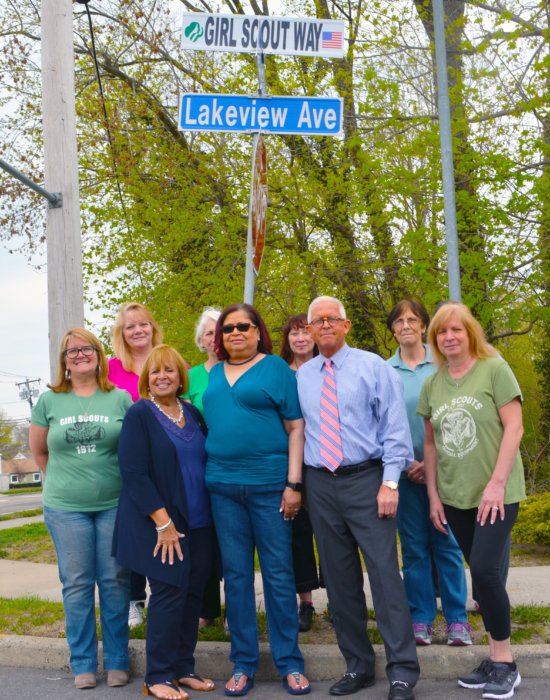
top-left (296, 296), bottom-right (419, 700)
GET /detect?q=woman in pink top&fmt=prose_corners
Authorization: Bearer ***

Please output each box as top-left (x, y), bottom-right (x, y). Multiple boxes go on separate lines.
top-left (108, 302), bottom-right (163, 627)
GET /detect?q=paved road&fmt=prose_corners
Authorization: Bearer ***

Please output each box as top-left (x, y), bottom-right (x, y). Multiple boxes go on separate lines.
top-left (0, 668), bottom-right (544, 700)
top-left (0, 490), bottom-right (42, 516)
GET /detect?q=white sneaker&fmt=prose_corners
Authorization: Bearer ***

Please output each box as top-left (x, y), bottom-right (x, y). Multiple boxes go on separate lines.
top-left (128, 600), bottom-right (145, 628)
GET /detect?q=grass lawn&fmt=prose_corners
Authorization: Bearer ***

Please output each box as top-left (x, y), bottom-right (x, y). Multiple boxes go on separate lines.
top-left (1, 521), bottom-right (549, 644)
top-left (0, 508), bottom-right (43, 522)
top-left (1, 596), bottom-right (548, 644)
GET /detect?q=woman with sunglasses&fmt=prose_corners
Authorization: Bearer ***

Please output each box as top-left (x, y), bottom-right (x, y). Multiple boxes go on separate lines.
top-left (29, 328), bottom-right (132, 690)
top-left (203, 304), bottom-right (310, 697)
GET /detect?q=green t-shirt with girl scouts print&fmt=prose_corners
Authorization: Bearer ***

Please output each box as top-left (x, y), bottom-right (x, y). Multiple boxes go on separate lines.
top-left (417, 357), bottom-right (526, 510)
top-left (32, 388), bottom-right (132, 511)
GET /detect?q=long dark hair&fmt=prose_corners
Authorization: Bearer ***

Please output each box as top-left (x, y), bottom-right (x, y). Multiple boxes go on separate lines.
top-left (214, 303), bottom-right (272, 361)
top-left (280, 314), bottom-right (318, 365)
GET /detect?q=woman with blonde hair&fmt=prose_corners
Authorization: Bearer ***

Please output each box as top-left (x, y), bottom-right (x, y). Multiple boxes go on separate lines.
top-left (109, 301), bottom-right (163, 627)
top-left (113, 345), bottom-right (215, 699)
top-left (419, 302), bottom-right (525, 699)
top-left (109, 302), bottom-right (163, 402)
top-left (29, 328), bottom-right (132, 690)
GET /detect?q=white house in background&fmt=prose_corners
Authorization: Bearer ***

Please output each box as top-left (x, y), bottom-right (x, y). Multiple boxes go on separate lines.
top-left (0, 452), bottom-right (42, 489)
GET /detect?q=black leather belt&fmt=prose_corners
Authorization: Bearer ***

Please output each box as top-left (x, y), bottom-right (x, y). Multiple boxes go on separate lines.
top-left (306, 459), bottom-right (382, 477)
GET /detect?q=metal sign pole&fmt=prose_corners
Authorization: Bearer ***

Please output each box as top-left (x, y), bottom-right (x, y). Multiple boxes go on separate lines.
top-left (432, 0), bottom-right (462, 301)
top-left (244, 50), bottom-right (268, 305)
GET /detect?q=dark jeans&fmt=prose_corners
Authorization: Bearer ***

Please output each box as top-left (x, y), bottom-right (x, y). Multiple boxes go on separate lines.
top-left (200, 527), bottom-right (222, 620)
top-left (444, 503), bottom-right (519, 641)
top-left (130, 571), bottom-right (147, 602)
top-left (145, 526), bottom-right (214, 684)
top-left (292, 507), bottom-right (323, 593)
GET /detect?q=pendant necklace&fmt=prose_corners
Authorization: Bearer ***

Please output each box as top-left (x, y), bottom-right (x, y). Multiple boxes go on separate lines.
top-left (226, 352), bottom-right (259, 367)
top-left (74, 391), bottom-right (96, 418)
top-left (149, 394), bottom-right (184, 425)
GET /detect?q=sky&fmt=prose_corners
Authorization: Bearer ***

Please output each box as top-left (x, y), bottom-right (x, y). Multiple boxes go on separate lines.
top-left (0, 247), bottom-right (51, 423)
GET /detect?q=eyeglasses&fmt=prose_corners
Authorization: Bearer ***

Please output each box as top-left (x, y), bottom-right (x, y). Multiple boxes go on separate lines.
top-left (63, 345), bottom-right (97, 359)
top-left (221, 322), bottom-right (257, 334)
top-left (308, 316), bottom-right (345, 329)
top-left (393, 317), bottom-right (421, 329)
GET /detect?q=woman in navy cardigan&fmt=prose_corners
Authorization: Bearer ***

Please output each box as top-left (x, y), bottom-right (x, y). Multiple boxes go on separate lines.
top-left (113, 345), bottom-right (215, 700)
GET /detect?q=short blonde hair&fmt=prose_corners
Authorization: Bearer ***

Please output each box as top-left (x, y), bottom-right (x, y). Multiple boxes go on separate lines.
top-left (138, 345), bottom-right (189, 399)
top-left (49, 328), bottom-right (114, 393)
top-left (428, 302), bottom-right (498, 366)
top-left (111, 302), bottom-right (163, 372)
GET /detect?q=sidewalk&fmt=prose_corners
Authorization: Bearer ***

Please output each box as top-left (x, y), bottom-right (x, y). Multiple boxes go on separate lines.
top-left (1, 516), bottom-right (549, 680)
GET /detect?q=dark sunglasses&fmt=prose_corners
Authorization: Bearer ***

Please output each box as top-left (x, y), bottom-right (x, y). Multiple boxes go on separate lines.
top-left (222, 322), bottom-right (257, 334)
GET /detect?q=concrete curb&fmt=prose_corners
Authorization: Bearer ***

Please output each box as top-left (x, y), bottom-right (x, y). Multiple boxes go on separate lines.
top-left (1, 636), bottom-right (549, 680)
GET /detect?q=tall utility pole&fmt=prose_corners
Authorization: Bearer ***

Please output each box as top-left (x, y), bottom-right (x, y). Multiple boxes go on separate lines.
top-left (41, 0), bottom-right (84, 378)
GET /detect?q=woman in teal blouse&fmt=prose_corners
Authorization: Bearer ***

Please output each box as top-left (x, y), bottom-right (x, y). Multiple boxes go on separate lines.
top-left (203, 303), bottom-right (310, 697)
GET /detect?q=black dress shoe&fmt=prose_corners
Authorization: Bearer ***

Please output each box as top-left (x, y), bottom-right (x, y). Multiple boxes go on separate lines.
top-left (388, 680), bottom-right (415, 700)
top-left (298, 602), bottom-right (315, 632)
top-left (329, 672), bottom-right (375, 696)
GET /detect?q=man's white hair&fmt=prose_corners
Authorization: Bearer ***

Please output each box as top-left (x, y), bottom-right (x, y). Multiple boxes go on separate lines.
top-left (307, 296), bottom-right (347, 322)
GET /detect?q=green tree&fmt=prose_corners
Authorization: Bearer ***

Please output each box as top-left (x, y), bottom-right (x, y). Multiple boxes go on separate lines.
top-left (0, 410), bottom-right (21, 459)
top-left (0, 0), bottom-right (546, 364)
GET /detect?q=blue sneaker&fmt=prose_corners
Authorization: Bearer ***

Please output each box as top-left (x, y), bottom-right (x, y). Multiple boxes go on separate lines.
top-left (412, 622), bottom-right (432, 646)
top-left (446, 621), bottom-right (473, 646)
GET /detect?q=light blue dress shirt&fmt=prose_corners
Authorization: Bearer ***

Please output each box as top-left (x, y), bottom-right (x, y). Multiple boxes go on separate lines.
top-left (386, 345), bottom-right (435, 461)
top-left (296, 343), bottom-right (413, 482)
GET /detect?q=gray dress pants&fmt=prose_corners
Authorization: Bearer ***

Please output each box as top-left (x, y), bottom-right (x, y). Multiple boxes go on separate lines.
top-left (305, 465), bottom-right (420, 684)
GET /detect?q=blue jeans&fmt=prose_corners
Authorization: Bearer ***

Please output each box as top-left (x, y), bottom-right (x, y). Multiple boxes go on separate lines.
top-left (208, 482), bottom-right (304, 679)
top-left (396, 478), bottom-right (468, 625)
top-left (44, 506), bottom-right (130, 675)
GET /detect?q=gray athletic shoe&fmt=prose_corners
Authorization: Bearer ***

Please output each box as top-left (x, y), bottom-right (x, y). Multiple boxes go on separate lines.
top-left (482, 663), bottom-right (521, 699)
top-left (458, 658), bottom-right (494, 689)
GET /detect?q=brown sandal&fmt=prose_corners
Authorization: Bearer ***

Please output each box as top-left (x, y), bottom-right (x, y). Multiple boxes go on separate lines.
top-left (177, 673), bottom-right (216, 692)
top-left (143, 681), bottom-right (189, 700)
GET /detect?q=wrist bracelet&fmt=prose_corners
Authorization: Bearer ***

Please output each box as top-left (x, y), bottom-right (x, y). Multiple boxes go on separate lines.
top-left (155, 518), bottom-right (172, 532)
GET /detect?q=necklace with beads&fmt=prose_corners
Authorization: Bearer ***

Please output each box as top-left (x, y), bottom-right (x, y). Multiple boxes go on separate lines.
top-left (149, 393), bottom-right (184, 425)
top-left (226, 351), bottom-right (259, 366)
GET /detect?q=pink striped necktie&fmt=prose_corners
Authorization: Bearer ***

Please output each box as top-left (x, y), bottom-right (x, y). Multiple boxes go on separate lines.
top-left (320, 359), bottom-right (343, 471)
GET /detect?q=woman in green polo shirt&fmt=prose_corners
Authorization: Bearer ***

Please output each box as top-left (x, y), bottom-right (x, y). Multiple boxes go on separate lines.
top-left (29, 328), bottom-right (132, 690)
top-left (419, 303), bottom-right (525, 700)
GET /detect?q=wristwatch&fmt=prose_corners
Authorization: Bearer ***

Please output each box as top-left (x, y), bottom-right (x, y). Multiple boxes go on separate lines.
top-left (285, 481), bottom-right (303, 492)
top-left (382, 480), bottom-right (399, 491)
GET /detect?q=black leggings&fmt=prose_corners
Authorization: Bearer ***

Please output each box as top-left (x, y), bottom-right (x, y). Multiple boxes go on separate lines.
top-left (444, 503), bottom-right (519, 641)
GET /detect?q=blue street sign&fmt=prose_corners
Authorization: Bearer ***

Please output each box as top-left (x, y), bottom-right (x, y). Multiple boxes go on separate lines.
top-left (179, 93), bottom-right (343, 136)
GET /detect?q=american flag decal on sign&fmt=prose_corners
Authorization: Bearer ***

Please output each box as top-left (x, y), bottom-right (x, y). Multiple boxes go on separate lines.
top-left (321, 31), bottom-right (343, 49)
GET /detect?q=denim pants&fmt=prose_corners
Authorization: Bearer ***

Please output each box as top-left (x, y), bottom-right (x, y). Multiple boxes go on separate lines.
top-left (44, 506), bottom-right (130, 675)
top-left (396, 478), bottom-right (468, 625)
top-left (208, 482), bottom-right (304, 679)
top-left (145, 526), bottom-right (214, 685)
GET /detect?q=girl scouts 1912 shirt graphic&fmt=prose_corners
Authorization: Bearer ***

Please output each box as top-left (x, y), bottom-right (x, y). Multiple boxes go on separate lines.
top-left (417, 357), bottom-right (526, 510)
top-left (32, 388), bottom-right (132, 511)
